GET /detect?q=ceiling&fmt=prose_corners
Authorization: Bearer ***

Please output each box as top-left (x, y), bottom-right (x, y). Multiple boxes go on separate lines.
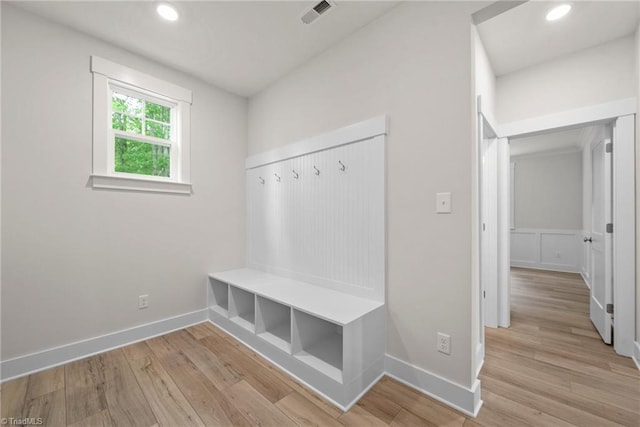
top-left (12, 1), bottom-right (640, 96)
top-left (510, 124), bottom-right (604, 157)
top-left (477, 1), bottom-right (640, 76)
top-left (12, 1), bottom-right (399, 97)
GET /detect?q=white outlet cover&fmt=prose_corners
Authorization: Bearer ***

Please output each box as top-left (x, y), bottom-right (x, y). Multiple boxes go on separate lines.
top-left (139, 294), bottom-right (149, 309)
top-left (437, 332), bottom-right (451, 355)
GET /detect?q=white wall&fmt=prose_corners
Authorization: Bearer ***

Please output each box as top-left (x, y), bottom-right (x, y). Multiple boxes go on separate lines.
top-left (249, 2), bottom-right (484, 390)
top-left (497, 36), bottom-right (636, 124)
top-left (510, 150), bottom-right (583, 273)
top-left (474, 26), bottom-right (497, 123)
top-left (512, 151), bottom-right (582, 229)
top-left (1, 5), bottom-right (247, 360)
top-left (635, 23), bottom-right (640, 348)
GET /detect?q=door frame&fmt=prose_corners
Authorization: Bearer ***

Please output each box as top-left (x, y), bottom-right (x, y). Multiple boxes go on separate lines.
top-left (480, 123), bottom-right (499, 329)
top-left (495, 97), bottom-right (636, 357)
top-left (478, 101), bottom-right (511, 331)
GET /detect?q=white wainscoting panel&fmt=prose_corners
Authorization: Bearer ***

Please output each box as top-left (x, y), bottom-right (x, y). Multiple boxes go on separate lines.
top-left (246, 134), bottom-right (385, 302)
top-left (510, 229), bottom-right (582, 273)
top-left (510, 231), bottom-right (538, 265)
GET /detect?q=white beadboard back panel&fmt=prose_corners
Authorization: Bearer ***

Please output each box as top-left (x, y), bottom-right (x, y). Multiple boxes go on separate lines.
top-left (246, 135), bottom-right (385, 302)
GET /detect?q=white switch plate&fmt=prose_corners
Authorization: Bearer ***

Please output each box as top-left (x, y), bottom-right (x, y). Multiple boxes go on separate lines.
top-left (436, 192), bottom-right (452, 214)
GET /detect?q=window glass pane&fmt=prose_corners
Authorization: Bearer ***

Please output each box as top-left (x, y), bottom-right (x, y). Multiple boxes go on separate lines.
top-left (145, 121), bottom-right (171, 140)
top-left (112, 93), bottom-right (143, 116)
top-left (112, 113), bottom-right (142, 134)
top-left (114, 137), bottom-right (170, 177)
top-left (145, 101), bottom-right (171, 123)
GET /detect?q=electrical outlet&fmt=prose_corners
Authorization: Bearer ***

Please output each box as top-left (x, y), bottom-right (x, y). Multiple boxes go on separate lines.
top-left (139, 294), bottom-right (149, 309)
top-left (437, 332), bottom-right (451, 355)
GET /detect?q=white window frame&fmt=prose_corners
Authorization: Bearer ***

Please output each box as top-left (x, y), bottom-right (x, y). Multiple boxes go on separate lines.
top-left (91, 56), bottom-right (192, 194)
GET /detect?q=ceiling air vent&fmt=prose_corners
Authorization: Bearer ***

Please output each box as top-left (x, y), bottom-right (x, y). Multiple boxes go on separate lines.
top-left (301, 0), bottom-right (336, 25)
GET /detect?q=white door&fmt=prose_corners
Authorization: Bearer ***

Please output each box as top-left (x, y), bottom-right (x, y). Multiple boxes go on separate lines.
top-left (589, 138), bottom-right (612, 344)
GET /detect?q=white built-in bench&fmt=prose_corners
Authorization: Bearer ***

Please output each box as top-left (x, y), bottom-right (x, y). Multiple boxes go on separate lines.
top-left (209, 117), bottom-right (388, 410)
top-left (207, 268), bottom-right (385, 410)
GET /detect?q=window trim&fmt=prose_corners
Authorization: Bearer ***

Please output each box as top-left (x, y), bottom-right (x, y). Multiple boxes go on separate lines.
top-left (91, 56), bottom-right (192, 194)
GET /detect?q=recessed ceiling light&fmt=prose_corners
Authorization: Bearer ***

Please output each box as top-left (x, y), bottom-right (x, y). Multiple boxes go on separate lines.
top-left (546, 4), bottom-right (571, 22)
top-left (157, 3), bottom-right (179, 22)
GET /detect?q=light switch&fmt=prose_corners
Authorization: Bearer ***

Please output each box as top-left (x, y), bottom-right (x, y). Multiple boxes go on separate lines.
top-left (436, 192), bottom-right (452, 214)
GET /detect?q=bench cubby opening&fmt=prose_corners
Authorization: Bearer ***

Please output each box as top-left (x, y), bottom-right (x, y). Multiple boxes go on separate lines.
top-left (292, 309), bottom-right (343, 383)
top-left (256, 296), bottom-right (291, 353)
top-left (208, 277), bottom-right (229, 317)
top-left (229, 286), bottom-right (255, 332)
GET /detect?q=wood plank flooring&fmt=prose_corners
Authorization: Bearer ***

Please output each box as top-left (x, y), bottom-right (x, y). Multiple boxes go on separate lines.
top-left (1, 268), bottom-right (638, 426)
top-left (479, 268), bottom-right (639, 427)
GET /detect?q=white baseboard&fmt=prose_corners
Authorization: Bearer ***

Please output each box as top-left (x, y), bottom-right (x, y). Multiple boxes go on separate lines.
top-left (580, 272), bottom-right (591, 290)
top-left (633, 342), bottom-right (640, 371)
top-left (511, 263), bottom-right (580, 274)
top-left (384, 354), bottom-right (482, 417)
top-left (0, 309), bottom-right (208, 382)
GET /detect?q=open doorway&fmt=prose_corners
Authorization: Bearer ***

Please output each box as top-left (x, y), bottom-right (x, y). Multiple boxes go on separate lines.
top-left (509, 123), bottom-right (610, 340)
top-left (509, 124), bottom-right (604, 276)
top-left (481, 111), bottom-right (635, 357)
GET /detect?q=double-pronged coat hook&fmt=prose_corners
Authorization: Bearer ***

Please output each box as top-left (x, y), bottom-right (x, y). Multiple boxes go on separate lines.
top-left (338, 161), bottom-right (346, 172)
top-left (314, 166), bottom-right (320, 176)
top-left (274, 173), bottom-right (281, 183)
top-left (259, 177), bottom-right (265, 184)
top-left (292, 169), bottom-right (299, 179)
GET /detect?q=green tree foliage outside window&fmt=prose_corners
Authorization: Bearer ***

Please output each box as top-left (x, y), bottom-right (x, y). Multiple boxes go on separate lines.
top-left (115, 138), bottom-right (170, 177)
top-left (112, 92), bottom-right (172, 177)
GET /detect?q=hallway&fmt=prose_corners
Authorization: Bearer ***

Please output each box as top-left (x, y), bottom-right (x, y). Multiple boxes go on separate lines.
top-left (478, 268), bottom-right (640, 426)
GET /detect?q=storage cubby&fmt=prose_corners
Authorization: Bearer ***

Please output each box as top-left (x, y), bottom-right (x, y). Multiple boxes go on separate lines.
top-left (209, 277), bottom-right (229, 317)
top-left (292, 309), bottom-right (343, 383)
top-left (256, 296), bottom-right (291, 353)
top-left (229, 286), bottom-right (255, 332)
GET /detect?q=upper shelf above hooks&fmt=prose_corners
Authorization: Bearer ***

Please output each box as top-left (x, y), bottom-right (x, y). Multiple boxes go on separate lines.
top-left (245, 116), bottom-right (386, 170)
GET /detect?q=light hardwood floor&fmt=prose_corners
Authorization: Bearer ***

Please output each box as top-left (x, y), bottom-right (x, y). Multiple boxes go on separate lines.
top-left (2, 268), bottom-right (638, 426)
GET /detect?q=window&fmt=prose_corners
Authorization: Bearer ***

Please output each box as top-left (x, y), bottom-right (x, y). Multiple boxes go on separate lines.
top-left (91, 56), bottom-right (192, 194)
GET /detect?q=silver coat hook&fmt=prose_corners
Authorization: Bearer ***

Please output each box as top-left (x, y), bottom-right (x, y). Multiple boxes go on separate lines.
top-left (274, 173), bottom-right (281, 182)
top-left (338, 160), bottom-right (346, 171)
top-left (259, 177), bottom-right (265, 184)
top-left (292, 169), bottom-right (299, 179)
top-left (314, 166), bottom-right (320, 176)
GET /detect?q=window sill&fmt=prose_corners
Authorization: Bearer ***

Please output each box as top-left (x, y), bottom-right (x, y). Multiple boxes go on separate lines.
top-left (90, 174), bottom-right (192, 195)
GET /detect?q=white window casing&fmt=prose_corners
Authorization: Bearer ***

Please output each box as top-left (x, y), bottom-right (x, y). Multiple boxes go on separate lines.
top-left (90, 56), bottom-right (192, 194)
